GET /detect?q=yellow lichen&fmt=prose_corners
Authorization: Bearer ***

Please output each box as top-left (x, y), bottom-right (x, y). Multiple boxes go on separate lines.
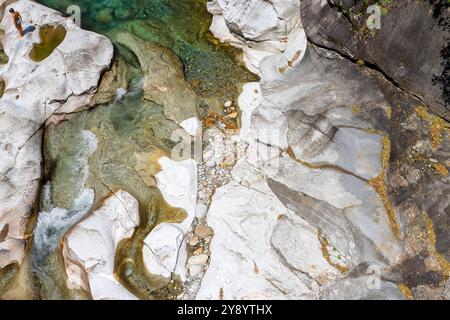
top-left (397, 283), bottom-right (413, 300)
top-left (433, 163), bottom-right (449, 177)
top-left (367, 128), bottom-right (377, 135)
top-left (369, 136), bottom-right (401, 239)
top-left (286, 146), bottom-right (321, 169)
top-left (352, 105), bottom-right (361, 113)
top-left (415, 106), bottom-right (447, 149)
top-left (386, 105), bottom-right (392, 119)
top-left (317, 230), bottom-right (349, 274)
top-left (424, 213), bottom-right (450, 278)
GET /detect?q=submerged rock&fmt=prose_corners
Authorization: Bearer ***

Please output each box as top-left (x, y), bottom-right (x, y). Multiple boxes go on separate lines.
top-left (114, 32), bottom-right (199, 125)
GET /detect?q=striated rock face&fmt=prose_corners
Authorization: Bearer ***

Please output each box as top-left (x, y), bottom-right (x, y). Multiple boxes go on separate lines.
top-left (197, 0), bottom-right (449, 300)
top-left (0, 0), bottom-right (113, 283)
top-left (301, 0), bottom-right (449, 121)
top-left (208, 0), bottom-right (306, 75)
top-left (300, 0), bottom-right (450, 299)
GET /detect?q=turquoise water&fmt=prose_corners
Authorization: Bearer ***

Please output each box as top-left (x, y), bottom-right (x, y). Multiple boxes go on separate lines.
top-left (40, 0), bottom-right (257, 99)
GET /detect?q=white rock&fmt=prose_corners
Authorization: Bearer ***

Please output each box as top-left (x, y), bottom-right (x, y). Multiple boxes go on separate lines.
top-left (196, 177), bottom-right (318, 300)
top-left (195, 202), bottom-right (208, 219)
top-left (208, 0), bottom-right (304, 74)
top-left (63, 190), bottom-right (139, 300)
top-left (155, 157), bottom-right (198, 223)
top-left (143, 224), bottom-right (185, 279)
top-left (238, 82), bottom-right (263, 142)
top-left (188, 264), bottom-right (203, 277)
top-left (143, 157), bottom-right (198, 281)
top-left (271, 216), bottom-right (339, 281)
top-left (291, 127), bottom-right (383, 180)
top-left (180, 117), bottom-right (201, 137)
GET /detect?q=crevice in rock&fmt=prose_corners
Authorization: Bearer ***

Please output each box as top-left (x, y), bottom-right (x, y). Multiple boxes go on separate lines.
top-left (307, 40), bottom-right (445, 121)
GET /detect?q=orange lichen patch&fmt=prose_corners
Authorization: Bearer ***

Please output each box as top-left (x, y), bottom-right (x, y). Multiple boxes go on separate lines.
top-left (415, 106), bottom-right (447, 149)
top-left (202, 110), bottom-right (238, 130)
top-left (317, 230), bottom-right (349, 274)
top-left (278, 65), bottom-right (288, 74)
top-left (368, 136), bottom-right (401, 239)
top-left (397, 283), bottom-right (413, 300)
top-left (218, 160), bottom-right (235, 170)
top-left (433, 163), bottom-right (449, 177)
top-left (0, 79), bottom-right (5, 98)
top-left (424, 213), bottom-right (450, 278)
top-left (146, 148), bottom-right (167, 176)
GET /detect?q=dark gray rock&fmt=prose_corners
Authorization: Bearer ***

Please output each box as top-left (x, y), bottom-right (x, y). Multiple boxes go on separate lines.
top-left (301, 0), bottom-right (450, 120)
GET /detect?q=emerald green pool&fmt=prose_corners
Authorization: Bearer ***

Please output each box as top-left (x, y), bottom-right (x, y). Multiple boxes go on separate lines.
top-left (40, 0), bottom-right (256, 99)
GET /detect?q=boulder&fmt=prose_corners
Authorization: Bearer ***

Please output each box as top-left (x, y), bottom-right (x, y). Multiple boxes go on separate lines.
top-left (63, 190), bottom-right (139, 300)
top-left (208, 0), bottom-right (306, 75)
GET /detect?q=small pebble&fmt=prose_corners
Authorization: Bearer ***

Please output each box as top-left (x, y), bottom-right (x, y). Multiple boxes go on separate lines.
top-left (195, 225), bottom-right (214, 238)
top-left (188, 254), bottom-right (209, 265)
top-left (228, 112), bottom-right (238, 119)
